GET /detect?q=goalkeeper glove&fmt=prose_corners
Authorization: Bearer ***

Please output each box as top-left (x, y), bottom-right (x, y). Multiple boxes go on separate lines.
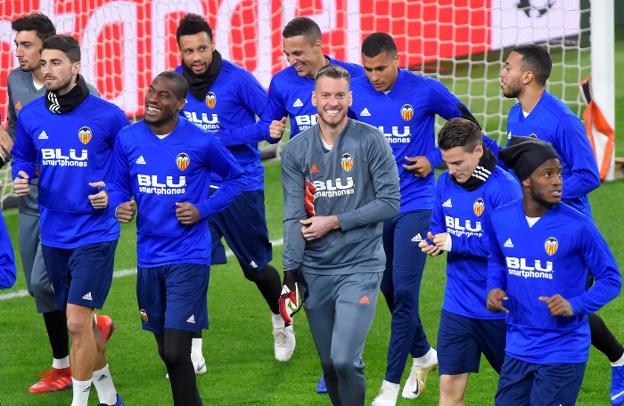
top-left (279, 270), bottom-right (300, 326)
top-left (304, 179), bottom-right (316, 217)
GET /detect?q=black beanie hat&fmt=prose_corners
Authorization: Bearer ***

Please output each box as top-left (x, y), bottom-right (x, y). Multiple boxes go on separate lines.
top-left (499, 136), bottom-right (559, 180)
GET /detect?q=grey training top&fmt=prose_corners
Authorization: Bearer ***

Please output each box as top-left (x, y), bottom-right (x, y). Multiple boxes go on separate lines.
top-left (281, 118), bottom-right (400, 275)
top-left (7, 68), bottom-right (99, 214)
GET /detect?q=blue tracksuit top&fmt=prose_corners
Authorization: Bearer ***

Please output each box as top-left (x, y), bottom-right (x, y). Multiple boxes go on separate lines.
top-left (12, 95), bottom-right (128, 248)
top-left (431, 166), bottom-right (521, 320)
top-left (176, 60), bottom-right (267, 191)
top-left (110, 117), bottom-right (245, 268)
top-left (487, 200), bottom-right (620, 364)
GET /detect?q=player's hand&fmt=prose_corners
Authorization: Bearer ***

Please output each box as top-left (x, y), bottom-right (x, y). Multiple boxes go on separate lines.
top-left (278, 270), bottom-right (299, 326)
top-left (175, 202), bottom-right (200, 225)
top-left (419, 231), bottom-right (443, 256)
top-left (115, 200), bottom-right (136, 223)
top-left (0, 126), bottom-right (13, 165)
top-left (487, 288), bottom-right (509, 313)
top-left (403, 155), bottom-right (433, 177)
top-left (269, 117), bottom-right (287, 140)
top-left (432, 232), bottom-right (450, 249)
top-left (539, 294), bottom-right (573, 317)
top-left (88, 181), bottom-right (108, 209)
top-left (300, 215), bottom-right (339, 241)
top-left (13, 170), bottom-right (30, 197)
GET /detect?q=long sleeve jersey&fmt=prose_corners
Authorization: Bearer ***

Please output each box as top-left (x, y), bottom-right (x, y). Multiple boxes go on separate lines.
top-left (263, 57), bottom-right (364, 137)
top-left (109, 118), bottom-right (245, 268)
top-left (350, 69), bottom-right (500, 212)
top-left (499, 90), bottom-right (600, 217)
top-left (487, 200), bottom-right (620, 364)
top-left (7, 68), bottom-right (98, 215)
top-left (430, 166), bottom-right (521, 320)
top-left (176, 60), bottom-right (267, 190)
top-left (12, 95), bottom-right (128, 248)
top-left (281, 119), bottom-right (400, 275)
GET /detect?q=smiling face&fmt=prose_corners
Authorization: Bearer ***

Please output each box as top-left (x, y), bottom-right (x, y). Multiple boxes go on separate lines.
top-left (441, 144), bottom-right (484, 183)
top-left (524, 158), bottom-right (563, 206)
top-left (362, 50), bottom-right (399, 92)
top-left (14, 30), bottom-right (44, 72)
top-left (312, 75), bottom-right (352, 129)
top-left (143, 76), bottom-right (186, 131)
top-left (178, 31), bottom-right (214, 75)
top-left (282, 34), bottom-right (325, 78)
top-left (40, 48), bottom-right (79, 94)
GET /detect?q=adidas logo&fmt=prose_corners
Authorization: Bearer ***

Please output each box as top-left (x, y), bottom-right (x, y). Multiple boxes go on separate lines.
top-left (359, 294), bottom-right (370, 304)
top-left (135, 155), bottom-right (146, 165)
top-left (411, 233), bottom-right (423, 242)
top-left (97, 374), bottom-right (108, 382)
top-left (503, 238), bottom-right (514, 248)
top-left (293, 98), bottom-right (303, 108)
top-left (250, 261), bottom-right (258, 269)
top-left (38, 130), bottom-right (48, 140)
top-left (442, 198), bottom-right (452, 208)
top-left (186, 314), bottom-right (196, 324)
top-left (360, 107), bottom-right (371, 117)
top-left (82, 292), bottom-right (93, 301)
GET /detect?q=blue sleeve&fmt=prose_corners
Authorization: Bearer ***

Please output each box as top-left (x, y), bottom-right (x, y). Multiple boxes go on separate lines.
top-left (429, 176), bottom-right (446, 235)
top-left (487, 220), bottom-right (507, 292)
top-left (483, 135), bottom-right (503, 162)
top-left (0, 215), bottom-right (16, 289)
top-left (109, 135), bottom-right (133, 212)
top-left (194, 137), bottom-right (246, 218)
top-left (11, 115), bottom-right (37, 180)
top-left (554, 119), bottom-right (600, 200)
top-left (214, 71), bottom-right (273, 146)
top-left (254, 77), bottom-right (286, 139)
top-left (568, 221), bottom-right (621, 315)
top-left (280, 144), bottom-right (306, 272)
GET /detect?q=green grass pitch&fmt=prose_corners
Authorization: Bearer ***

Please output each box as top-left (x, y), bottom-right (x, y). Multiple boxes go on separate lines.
top-left (0, 28), bottom-right (622, 406)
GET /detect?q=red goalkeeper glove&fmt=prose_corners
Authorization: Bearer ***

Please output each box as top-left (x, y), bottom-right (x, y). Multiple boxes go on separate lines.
top-left (278, 270), bottom-right (300, 326)
top-left (304, 179), bottom-right (316, 217)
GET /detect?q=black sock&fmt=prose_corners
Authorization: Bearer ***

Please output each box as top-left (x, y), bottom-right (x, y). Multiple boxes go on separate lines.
top-left (243, 264), bottom-right (281, 314)
top-left (192, 331), bottom-right (202, 339)
top-left (589, 313), bottom-right (624, 362)
top-left (43, 310), bottom-right (69, 360)
top-left (155, 330), bottom-right (202, 406)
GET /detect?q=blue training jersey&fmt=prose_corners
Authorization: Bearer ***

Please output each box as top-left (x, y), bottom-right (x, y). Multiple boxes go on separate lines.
top-left (487, 200), bottom-right (620, 364)
top-left (176, 60), bottom-right (267, 191)
top-left (12, 95), bottom-right (128, 248)
top-left (431, 165), bottom-right (521, 320)
top-left (351, 69), bottom-right (475, 211)
top-left (110, 117), bottom-right (245, 268)
top-left (263, 57), bottom-right (364, 136)
top-left (0, 214), bottom-right (16, 289)
top-left (505, 90), bottom-right (600, 217)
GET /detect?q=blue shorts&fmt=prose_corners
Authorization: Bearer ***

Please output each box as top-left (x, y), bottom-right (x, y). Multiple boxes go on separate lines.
top-left (438, 310), bottom-right (506, 375)
top-left (137, 263), bottom-right (210, 335)
top-left (495, 356), bottom-right (586, 406)
top-left (209, 189), bottom-right (272, 272)
top-left (42, 240), bottom-right (117, 310)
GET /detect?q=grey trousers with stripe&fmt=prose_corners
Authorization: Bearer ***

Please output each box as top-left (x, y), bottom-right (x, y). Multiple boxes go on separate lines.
top-left (302, 271), bottom-right (383, 406)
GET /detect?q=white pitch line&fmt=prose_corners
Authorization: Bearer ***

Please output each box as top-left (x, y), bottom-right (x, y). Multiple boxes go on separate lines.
top-left (0, 238), bottom-right (284, 302)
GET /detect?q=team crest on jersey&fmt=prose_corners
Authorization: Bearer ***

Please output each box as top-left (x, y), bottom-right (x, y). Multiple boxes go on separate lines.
top-left (176, 153), bottom-right (190, 171)
top-left (544, 237), bottom-right (558, 256)
top-left (140, 309), bottom-right (148, 322)
top-left (205, 92), bottom-right (217, 109)
top-left (473, 198), bottom-right (485, 217)
top-left (400, 104), bottom-right (414, 121)
top-left (78, 126), bottom-right (92, 144)
top-left (340, 153), bottom-right (353, 172)
top-left (529, 133), bottom-right (537, 139)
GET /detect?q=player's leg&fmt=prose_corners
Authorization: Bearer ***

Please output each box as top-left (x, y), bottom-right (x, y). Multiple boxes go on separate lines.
top-left (379, 217), bottom-right (395, 311)
top-left (66, 241), bottom-right (119, 406)
top-left (529, 362), bottom-right (586, 406)
top-left (494, 357), bottom-right (534, 406)
top-left (437, 311), bottom-right (483, 406)
top-left (330, 272), bottom-right (383, 406)
top-left (477, 318), bottom-right (507, 374)
top-left (384, 211), bottom-right (434, 402)
top-left (162, 263), bottom-right (209, 406)
top-left (302, 272), bottom-right (340, 405)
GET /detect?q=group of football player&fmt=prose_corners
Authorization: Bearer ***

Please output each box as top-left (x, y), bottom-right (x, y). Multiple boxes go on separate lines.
top-left (0, 9), bottom-right (622, 406)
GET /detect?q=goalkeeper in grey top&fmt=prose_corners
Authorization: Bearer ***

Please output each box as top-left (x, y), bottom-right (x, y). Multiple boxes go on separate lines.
top-left (280, 64), bottom-right (400, 406)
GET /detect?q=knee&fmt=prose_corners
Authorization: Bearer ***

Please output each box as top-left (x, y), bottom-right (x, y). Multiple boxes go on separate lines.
top-left (439, 375), bottom-right (466, 405)
top-left (242, 267), bottom-right (259, 282)
top-left (330, 355), bottom-right (361, 377)
top-left (162, 342), bottom-right (189, 366)
top-left (66, 316), bottom-right (91, 338)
